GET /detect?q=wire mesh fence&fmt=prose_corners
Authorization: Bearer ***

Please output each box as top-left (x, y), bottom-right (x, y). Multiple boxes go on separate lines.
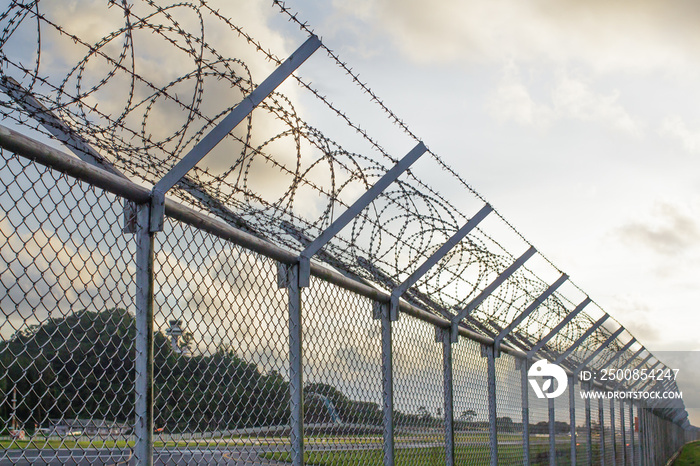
top-left (1, 138), bottom-right (697, 465)
top-left (0, 0), bottom-right (698, 464)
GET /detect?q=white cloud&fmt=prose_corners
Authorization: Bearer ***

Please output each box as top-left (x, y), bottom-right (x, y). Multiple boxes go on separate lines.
top-left (338, 0), bottom-right (700, 74)
top-left (617, 202), bottom-right (700, 256)
top-left (661, 116), bottom-right (700, 153)
top-left (488, 63), bottom-right (554, 128)
top-left (489, 65), bottom-right (642, 134)
top-left (551, 74), bottom-right (641, 134)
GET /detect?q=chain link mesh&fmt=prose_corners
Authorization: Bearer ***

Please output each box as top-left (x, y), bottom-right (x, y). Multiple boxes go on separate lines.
top-left (0, 0), bottom-right (697, 461)
top-left (0, 139), bottom-right (698, 465)
top-left (451, 338), bottom-right (490, 465)
top-left (0, 149), bottom-right (135, 464)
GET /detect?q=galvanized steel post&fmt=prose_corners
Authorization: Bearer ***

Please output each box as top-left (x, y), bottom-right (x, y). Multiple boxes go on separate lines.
top-left (570, 375), bottom-right (576, 466)
top-left (549, 395), bottom-right (556, 466)
top-left (134, 204), bottom-right (154, 466)
top-left (610, 398), bottom-right (616, 466)
top-left (287, 263), bottom-right (304, 466)
top-left (586, 381), bottom-right (593, 466)
top-left (620, 400), bottom-right (626, 466)
top-left (599, 397), bottom-right (605, 466)
top-left (629, 402), bottom-right (635, 466)
top-left (520, 358), bottom-right (531, 466)
top-left (484, 344), bottom-right (498, 466)
top-left (381, 304), bottom-right (395, 466)
top-left (440, 329), bottom-right (455, 466)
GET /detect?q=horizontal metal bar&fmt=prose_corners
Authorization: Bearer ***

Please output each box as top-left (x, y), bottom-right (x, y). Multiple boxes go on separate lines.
top-left (493, 273), bottom-right (568, 354)
top-left (151, 35), bottom-right (322, 231)
top-left (390, 203), bottom-right (492, 320)
top-left (300, 141), bottom-right (427, 289)
top-left (451, 246), bottom-right (536, 340)
top-left (0, 125), bottom-right (151, 203)
top-left (554, 314), bottom-right (609, 365)
top-left (527, 297), bottom-right (590, 358)
top-left (574, 327), bottom-right (625, 373)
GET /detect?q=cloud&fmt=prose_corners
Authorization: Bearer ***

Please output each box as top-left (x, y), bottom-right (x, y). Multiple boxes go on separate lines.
top-left (617, 202), bottom-right (700, 256)
top-left (661, 116), bottom-right (700, 153)
top-left (489, 65), bottom-right (641, 133)
top-left (337, 0), bottom-right (700, 73)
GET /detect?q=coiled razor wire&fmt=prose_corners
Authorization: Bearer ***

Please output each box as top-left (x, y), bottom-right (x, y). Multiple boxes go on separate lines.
top-left (0, 0), bottom-right (643, 373)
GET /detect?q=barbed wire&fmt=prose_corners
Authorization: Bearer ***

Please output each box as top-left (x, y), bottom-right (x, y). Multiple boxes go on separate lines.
top-left (0, 0), bottom-right (644, 371)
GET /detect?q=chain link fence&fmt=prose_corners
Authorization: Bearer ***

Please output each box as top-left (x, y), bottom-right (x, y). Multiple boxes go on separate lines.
top-left (0, 128), bottom-right (697, 465)
top-left (0, 1), bottom-right (698, 464)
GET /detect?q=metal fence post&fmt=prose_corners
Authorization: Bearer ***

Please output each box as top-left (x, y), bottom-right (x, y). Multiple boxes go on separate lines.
top-left (134, 204), bottom-right (155, 466)
top-left (380, 303), bottom-right (395, 466)
top-left (483, 344), bottom-right (498, 466)
top-left (599, 398), bottom-right (605, 466)
top-left (639, 407), bottom-right (644, 466)
top-left (570, 375), bottom-right (576, 466)
top-left (610, 398), bottom-right (616, 466)
top-left (439, 328), bottom-right (455, 466)
top-left (629, 402), bottom-right (635, 466)
top-left (620, 400), bottom-right (626, 466)
top-left (287, 263), bottom-right (304, 466)
top-left (586, 381), bottom-right (592, 466)
top-left (549, 395), bottom-right (556, 466)
top-left (520, 358), bottom-right (531, 466)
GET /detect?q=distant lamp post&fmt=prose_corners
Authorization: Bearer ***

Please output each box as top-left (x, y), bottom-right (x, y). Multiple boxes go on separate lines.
top-left (166, 319), bottom-right (184, 354)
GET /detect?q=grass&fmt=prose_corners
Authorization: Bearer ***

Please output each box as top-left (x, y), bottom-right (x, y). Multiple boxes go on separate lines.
top-left (674, 441), bottom-right (700, 465)
top-left (263, 443), bottom-right (586, 465)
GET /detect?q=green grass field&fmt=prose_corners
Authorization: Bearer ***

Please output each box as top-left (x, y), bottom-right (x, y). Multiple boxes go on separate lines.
top-left (674, 441), bottom-right (700, 465)
top-left (264, 443), bottom-right (591, 466)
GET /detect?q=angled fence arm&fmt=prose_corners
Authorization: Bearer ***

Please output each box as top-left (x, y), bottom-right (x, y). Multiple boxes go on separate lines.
top-left (298, 142), bottom-right (427, 288)
top-left (627, 361), bottom-right (662, 391)
top-left (451, 246), bottom-right (537, 341)
top-left (573, 327), bottom-right (625, 373)
top-left (598, 337), bottom-right (637, 370)
top-left (612, 347), bottom-right (646, 376)
top-left (526, 297), bottom-right (590, 358)
top-left (552, 314), bottom-right (609, 365)
top-left (493, 273), bottom-right (568, 355)
top-left (614, 353), bottom-right (653, 391)
top-left (150, 35), bottom-right (322, 232)
top-left (389, 203), bottom-right (492, 320)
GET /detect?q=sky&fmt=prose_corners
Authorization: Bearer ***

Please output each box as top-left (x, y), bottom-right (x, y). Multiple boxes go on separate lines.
top-left (276, 0), bottom-right (700, 353)
top-left (1, 0), bottom-right (698, 424)
top-left (268, 0), bottom-right (700, 421)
